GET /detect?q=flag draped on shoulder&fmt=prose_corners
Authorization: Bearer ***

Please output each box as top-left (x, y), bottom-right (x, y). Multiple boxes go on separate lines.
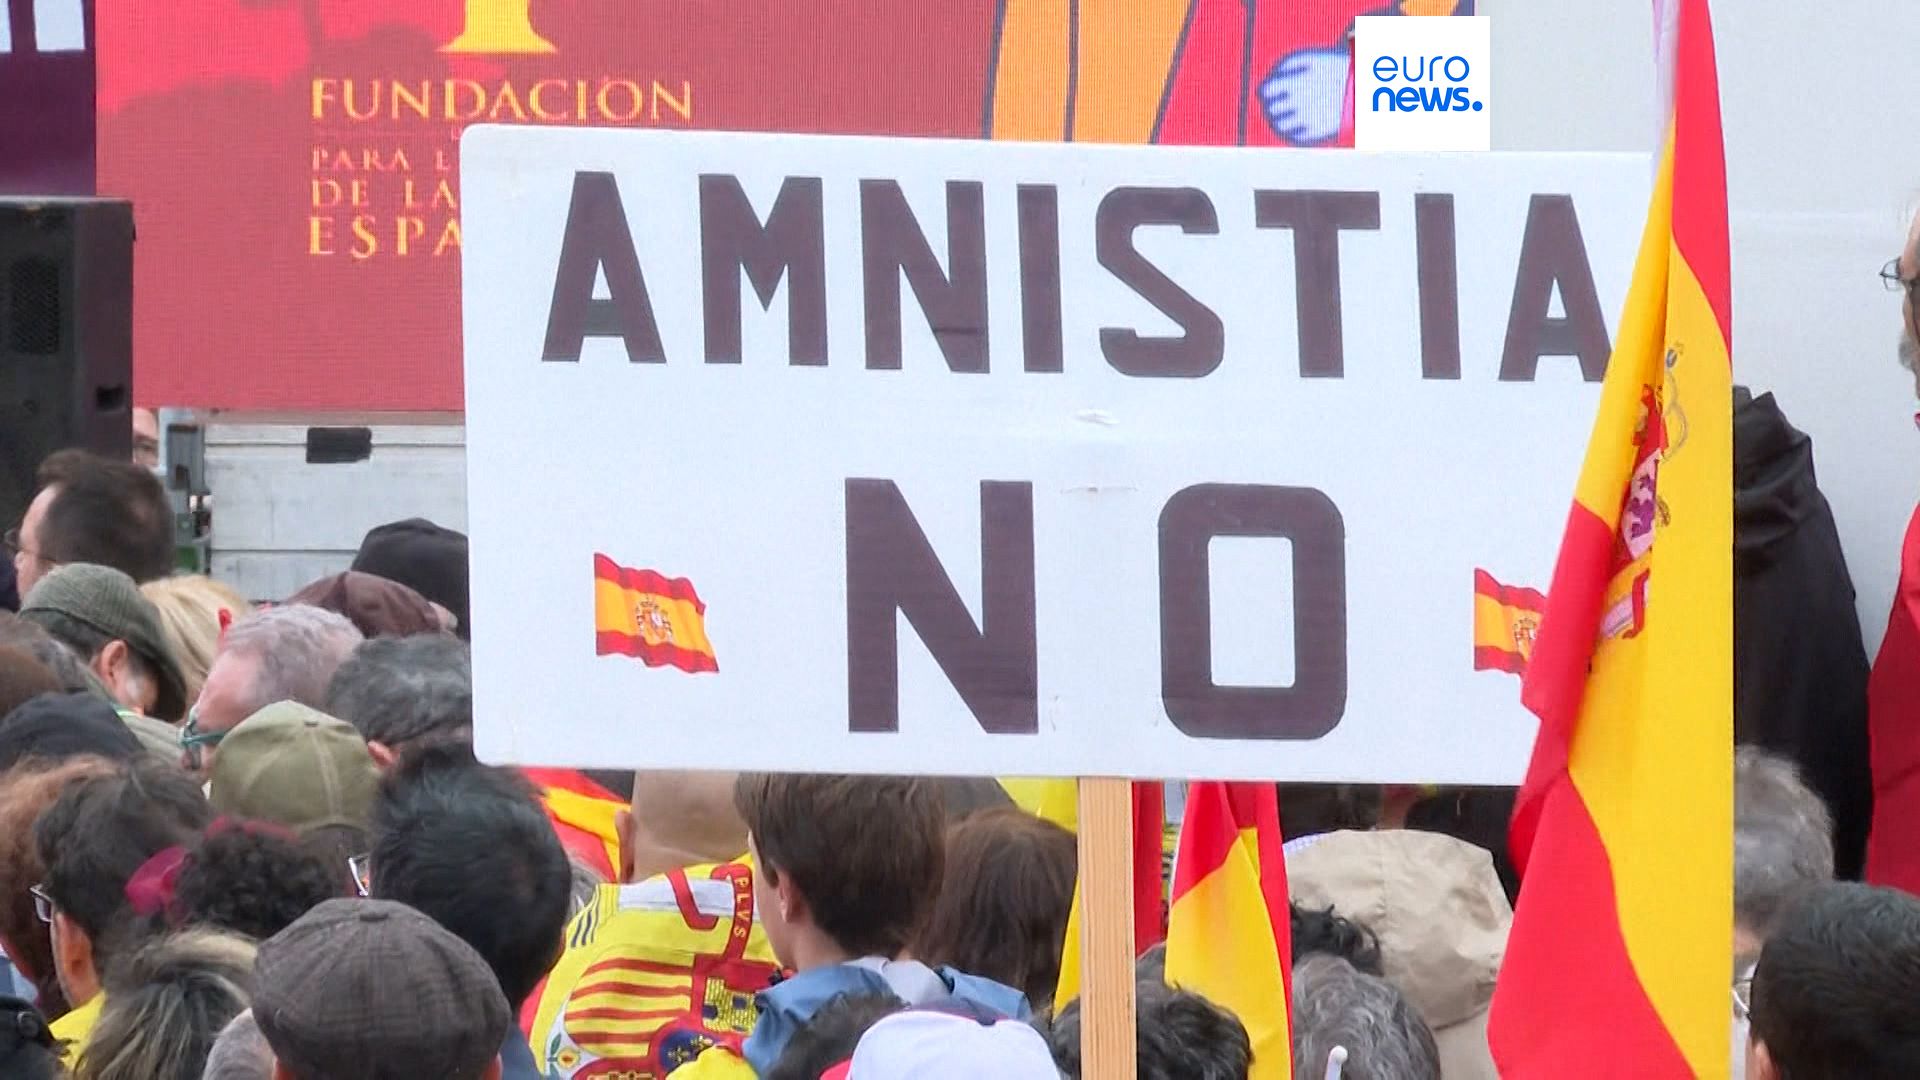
top-left (1488, 0), bottom-right (1733, 1075)
top-left (1164, 783), bottom-right (1291, 1080)
top-left (593, 554), bottom-right (718, 673)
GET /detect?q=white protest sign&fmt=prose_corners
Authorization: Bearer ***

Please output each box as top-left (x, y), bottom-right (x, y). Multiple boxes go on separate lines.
top-left (461, 126), bottom-right (1646, 784)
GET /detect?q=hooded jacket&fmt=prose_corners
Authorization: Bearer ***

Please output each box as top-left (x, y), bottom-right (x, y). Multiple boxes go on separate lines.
top-left (670, 959), bottom-right (1029, 1078)
top-left (1733, 388), bottom-right (1872, 878)
top-left (1288, 830), bottom-right (1510, 1080)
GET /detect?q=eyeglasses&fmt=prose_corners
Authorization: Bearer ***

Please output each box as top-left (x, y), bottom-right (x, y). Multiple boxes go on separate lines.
top-left (349, 853), bottom-right (372, 898)
top-left (29, 884), bottom-right (54, 924)
top-left (1884, 257), bottom-right (1920, 293)
top-left (178, 707), bottom-right (229, 770)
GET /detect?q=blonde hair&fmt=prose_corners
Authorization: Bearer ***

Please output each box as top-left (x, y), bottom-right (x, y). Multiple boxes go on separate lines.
top-left (76, 929), bottom-right (257, 1080)
top-left (141, 576), bottom-right (251, 705)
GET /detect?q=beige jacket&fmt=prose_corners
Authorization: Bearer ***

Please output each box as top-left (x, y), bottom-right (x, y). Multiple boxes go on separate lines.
top-left (1288, 829), bottom-right (1512, 1080)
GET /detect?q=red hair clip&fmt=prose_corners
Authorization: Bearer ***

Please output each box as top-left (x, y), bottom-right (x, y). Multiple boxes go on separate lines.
top-left (125, 846), bottom-right (189, 921)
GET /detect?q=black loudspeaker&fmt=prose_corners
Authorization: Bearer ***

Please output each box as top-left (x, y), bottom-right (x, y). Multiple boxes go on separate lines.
top-left (0, 198), bottom-right (134, 531)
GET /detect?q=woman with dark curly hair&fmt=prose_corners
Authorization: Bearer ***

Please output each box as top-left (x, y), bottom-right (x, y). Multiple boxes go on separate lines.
top-left (160, 822), bottom-right (346, 942)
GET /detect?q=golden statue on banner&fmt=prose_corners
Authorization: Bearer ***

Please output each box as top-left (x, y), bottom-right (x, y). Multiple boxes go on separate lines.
top-left (443, 0), bottom-right (556, 54)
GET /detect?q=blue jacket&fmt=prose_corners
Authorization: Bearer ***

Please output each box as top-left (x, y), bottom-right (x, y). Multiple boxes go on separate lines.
top-left (740, 959), bottom-right (1029, 1075)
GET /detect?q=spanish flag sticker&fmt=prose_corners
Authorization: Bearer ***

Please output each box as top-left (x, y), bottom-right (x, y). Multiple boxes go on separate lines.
top-left (1473, 568), bottom-right (1544, 677)
top-left (593, 554), bottom-right (718, 674)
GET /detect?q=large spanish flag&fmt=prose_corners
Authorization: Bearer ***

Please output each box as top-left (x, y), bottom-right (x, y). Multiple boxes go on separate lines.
top-left (593, 554), bottom-right (718, 674)
top-left (1487, 0), bottom-right (1733, 1075)
top-left (1164, 783), bottom-right (1291, 1080)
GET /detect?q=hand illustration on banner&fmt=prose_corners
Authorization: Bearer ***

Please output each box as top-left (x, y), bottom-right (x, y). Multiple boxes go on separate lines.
top-left (1258, 48), bottom-right (1350, 145)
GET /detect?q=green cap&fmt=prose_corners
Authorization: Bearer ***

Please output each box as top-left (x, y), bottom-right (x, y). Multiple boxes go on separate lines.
top-left (210, 702), bottom-right (380, 833)
top-left (21, 563), bottom-right (188, 722)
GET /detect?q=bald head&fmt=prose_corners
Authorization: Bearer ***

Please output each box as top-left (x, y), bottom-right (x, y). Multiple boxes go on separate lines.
top-left (618, 771), bottom-right (748, 883)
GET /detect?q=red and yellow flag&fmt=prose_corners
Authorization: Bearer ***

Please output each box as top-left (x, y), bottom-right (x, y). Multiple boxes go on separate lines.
top-left (1473, 569), bottom-right (1546, 676)
top-left (1164, 783), bottom-right (1291, 1080)
top-left (1488, 0), bottom-right (1732, 1075)
top-left (593, 554), bottom-right (718, 674)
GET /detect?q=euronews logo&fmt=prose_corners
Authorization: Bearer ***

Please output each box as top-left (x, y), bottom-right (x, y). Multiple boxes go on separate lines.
top-left (1354, 15), bottom-right (1490, 151)
top-left (1370, 55), bottom-right (1484, 114)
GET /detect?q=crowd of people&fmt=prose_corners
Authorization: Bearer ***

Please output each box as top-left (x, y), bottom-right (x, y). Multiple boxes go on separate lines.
top-left (4, 230), bottom-right (1920, 1080)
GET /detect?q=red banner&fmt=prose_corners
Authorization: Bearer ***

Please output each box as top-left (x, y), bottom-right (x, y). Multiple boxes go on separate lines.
top-left (98, 0), bottom-right (1465, 410)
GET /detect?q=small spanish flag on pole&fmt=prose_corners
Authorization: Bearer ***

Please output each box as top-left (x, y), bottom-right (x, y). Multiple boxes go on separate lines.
top-left (593, 554), bottom-right (719, 674)
top-left (1473, 569), bottom-right (1546, 676)
top-left (1488, 0), bottom-right (1732, 1074)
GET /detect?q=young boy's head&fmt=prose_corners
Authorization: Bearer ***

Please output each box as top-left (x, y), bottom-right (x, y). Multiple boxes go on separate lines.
top-left (734, 774), bottom-right (945, 970)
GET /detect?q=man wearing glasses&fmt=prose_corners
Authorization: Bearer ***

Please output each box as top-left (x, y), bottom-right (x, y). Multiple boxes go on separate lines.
top-left (5, 450), bottom-right (173, 603)
top-left (1867, 216), bottom-right (1920, 900)
top-left (1882, 211), bottom-right (1920, 398)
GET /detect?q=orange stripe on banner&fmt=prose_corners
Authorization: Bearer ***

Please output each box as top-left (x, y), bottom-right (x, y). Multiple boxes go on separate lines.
top-left (1668, 0), bottom-right (1730, 351)
top-left (985, 0), bottom-right (1073, 140)
top-left (1489, 782), bottom-right (1691, 1076)
top-left (1069, 0), bottom-right (1191, 143)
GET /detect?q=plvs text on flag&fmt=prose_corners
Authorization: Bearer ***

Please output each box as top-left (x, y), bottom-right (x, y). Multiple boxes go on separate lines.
top-left (461, 128), bottom-right (1649, 784)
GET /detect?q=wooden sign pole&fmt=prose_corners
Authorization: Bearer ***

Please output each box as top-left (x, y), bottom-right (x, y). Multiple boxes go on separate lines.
top-left (1076, 776), bottom-right (1139, 1080)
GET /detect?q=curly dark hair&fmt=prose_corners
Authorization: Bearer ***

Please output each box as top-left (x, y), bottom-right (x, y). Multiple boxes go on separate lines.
top-left (171, 824), bottom-right (346, 942)
top-left (1290, 902), bottom-right (1385, 976)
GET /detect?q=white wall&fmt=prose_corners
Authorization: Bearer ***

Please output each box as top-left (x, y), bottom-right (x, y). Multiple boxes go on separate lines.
top-left (1490, 0), bottom-right (1920, 650)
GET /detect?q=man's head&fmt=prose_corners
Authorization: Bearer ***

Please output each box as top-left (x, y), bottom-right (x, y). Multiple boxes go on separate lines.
top-left (10, 450), bottom-right (172, 599)
top-left (207, 703), bottom-right (380, 836)
top-left (734, 773), bottom-right (945, 970)
top-left (1735, 748), bottom-right (1835, 963)
top-left (351, 518), bottom-right (470, 640)
top-left (370, 743), bottom-right (571, 1010)
top-left (20, 563), bottom-right (189, 720)
top-left (618, 770), bottom-right (747, 884)
top-left (324, 634), bottom-right (472, 763)
top-left (1049, 980), bottom-right (1253, 1080)
top-left (186, 605), bottom-right (362, 776)
top-left (1897, 209), bottom-right (1920, 393)
top-left (32, 759), bottom-right (212, 1010)
top-left (1748, 882), bottom-right (1920, 1080)
top-left (253, 898), bottom-right (509, 1080)
top-left (1290, 954), bottom-right (1442, 1080)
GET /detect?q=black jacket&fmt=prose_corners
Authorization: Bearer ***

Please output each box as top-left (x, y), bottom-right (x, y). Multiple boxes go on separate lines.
top-left (1734, 388), bottom-right (1872, 878)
